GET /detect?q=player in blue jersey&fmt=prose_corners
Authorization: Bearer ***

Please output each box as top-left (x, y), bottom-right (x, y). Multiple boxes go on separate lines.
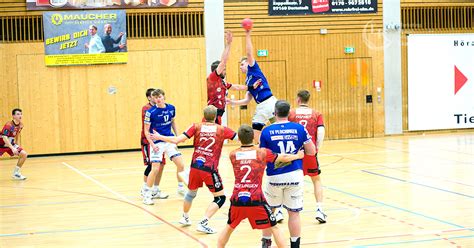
top-left (227, 28), bottom-right (277, 144)
top-left (259, 100), bottom-right (316, 248)
top-left (143, 89), bottom-right (187, 205)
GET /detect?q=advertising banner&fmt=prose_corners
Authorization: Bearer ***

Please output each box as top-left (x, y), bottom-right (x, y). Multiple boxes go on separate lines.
top-left (28, 0), bottom-right (187, 11)
top-left (43, 10), bottom-right (127, 66)
top-left (408, 34), bottom-right (474, 131)
top-left (269, 0), bottom-right (377, 16)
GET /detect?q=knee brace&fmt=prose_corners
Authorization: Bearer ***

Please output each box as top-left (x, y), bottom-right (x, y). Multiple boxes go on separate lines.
top-left (213, 195), bottom-right (226, 208)
top-left (252, 123), bottom-right (265, 131)
top-left (184, 190), bottom-right (197, 202)
top-left (144, 164), bottom-right (152, 176)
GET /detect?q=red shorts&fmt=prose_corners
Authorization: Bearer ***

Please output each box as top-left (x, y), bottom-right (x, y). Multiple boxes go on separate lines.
top-left (0, 146), bottom-right (23, 156)
top-left (141, 144), bottom-right (166, 166)
top-left (302, 153), bottom-right (321, 176)
top-left (188, 167), bottom-right (223, 192)
top-left (227, 204), bottom-right (276, 229)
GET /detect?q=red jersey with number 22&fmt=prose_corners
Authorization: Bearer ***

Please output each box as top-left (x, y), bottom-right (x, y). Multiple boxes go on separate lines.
top-left (184, 122), bottom-right (236, 171)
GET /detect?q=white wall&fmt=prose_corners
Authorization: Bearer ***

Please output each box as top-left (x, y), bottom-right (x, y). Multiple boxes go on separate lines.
top-left (408, 34), bottom-right (474, 131)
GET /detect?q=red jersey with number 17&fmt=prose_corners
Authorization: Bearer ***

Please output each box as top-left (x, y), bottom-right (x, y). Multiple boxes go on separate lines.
top-left (229, 146), bottom-right (277, 206)
top-left (184, 122), bottom-right (236, 171)
top-left (288, 106), bottom-right (324, 152)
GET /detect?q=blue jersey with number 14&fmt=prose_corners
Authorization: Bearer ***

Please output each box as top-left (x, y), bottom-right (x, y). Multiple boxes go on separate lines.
top-left (144, 104), bottom-right (176, 144)
top-left (259, 121), bottom-right (311, 176)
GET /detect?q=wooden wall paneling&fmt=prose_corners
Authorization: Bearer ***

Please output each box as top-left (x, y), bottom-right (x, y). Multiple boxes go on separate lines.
top-left (17, 54), bottom-right (61, 154)
top-left (2, 38), bottom-right (206, 155)
top-left (0, 43), bottom-right (21, 130)
top-left (223, 31), bottom-right (384, 140)
top-left (327, 58), bottom-right (374, 139)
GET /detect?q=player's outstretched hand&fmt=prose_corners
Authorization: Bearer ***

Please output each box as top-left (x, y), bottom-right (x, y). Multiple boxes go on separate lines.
top-left (297, 150), bottom-right (304, 159)
top-left (225, 30), bottom-right (233, 45)
top-left (151, 130), bottom-right (161, 141)
top-left (11, 147), bottom-right (19, 156)
top-left (151, 143), bottom-right (159, 152)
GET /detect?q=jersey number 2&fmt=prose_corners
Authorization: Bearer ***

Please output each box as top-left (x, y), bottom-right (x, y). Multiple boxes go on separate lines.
top-left (240, 165), bottom-right (251, 183)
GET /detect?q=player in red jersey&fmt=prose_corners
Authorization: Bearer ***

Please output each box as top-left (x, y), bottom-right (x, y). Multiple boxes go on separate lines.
top-left (288, 90), bottom-right (326, 223)
top-left (1, 108), bottom-right (28, 180)
top-left (151, 105), bottom-right (237, 234)
top-left (139, 88), bottom-right (172, 200)
top-left (207, 30), bottom-right (247, 125)
top-left (217, 125), bottom-right (304, 248)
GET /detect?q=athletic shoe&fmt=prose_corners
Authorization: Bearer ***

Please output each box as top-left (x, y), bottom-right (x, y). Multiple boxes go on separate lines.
top-left (196, 223), bottom-right (216, 234)
top-left (315, 209), bottom-right (327, 224)
top-left (12, 173), bottom-right (27, 180)
top-left (179, 214), bottom-right (192, 226)
top-left (275, 208), bottom-right (284, 223)
top-left (143, 196), bottom-right (154, 205)
top-left (152, 190), bottom-right (169, 199)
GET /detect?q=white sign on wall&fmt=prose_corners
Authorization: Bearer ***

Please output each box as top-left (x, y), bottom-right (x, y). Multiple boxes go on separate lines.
top-left (408, 34), bottom-right (474, 131)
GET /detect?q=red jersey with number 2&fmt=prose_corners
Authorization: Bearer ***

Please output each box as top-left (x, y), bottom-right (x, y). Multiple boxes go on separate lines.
top-left (229, 146), bottom-right (277, 205)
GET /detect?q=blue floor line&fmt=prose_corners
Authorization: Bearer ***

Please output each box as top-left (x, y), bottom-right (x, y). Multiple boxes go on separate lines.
top-left (352, 234), bottom-right (474, 247)
top-left (325, 185), bottom-right (466, 229)
top-left (362, 170), bottom-right (474, 199)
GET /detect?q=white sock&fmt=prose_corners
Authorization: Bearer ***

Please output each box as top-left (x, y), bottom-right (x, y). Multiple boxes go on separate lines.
top-left (13, 166), bottom-right (20, 175)
top-left (178, 182), bottom-right (184, 187)
top-left (262, 236), bottom-right (272, 240)
top-left (290, 237), bottom-right (300, 242)
top-left (317, 203), bottom-right (323, 212)
top-left (152, 185), bottom-right (159, 192)
top-left (183, 212), bottom-right (189, 218)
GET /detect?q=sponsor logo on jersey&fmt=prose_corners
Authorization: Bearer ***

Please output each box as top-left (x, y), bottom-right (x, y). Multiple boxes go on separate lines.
top-left (235, 150), bottom-right (257, 160)
top-left (201, 124), bottom-right (217, 133)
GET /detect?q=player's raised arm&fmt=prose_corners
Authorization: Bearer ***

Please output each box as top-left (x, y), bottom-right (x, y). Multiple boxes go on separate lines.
top-left (216, 31), bottom-right (233, 76)
top-left (245, 29), bottom-right (255, 66)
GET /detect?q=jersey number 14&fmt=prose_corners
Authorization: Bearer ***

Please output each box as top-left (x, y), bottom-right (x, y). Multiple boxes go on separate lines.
top-left (277, 141), bottom-right (296, 154)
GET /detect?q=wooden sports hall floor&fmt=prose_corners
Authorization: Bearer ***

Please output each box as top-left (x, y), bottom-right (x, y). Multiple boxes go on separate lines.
top-left (1, 132), bottom-right (473, 247)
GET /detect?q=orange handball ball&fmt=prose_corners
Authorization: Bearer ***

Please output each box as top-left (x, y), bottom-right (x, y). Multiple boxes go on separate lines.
top-left (241, 18), bottom-right (253, 31)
